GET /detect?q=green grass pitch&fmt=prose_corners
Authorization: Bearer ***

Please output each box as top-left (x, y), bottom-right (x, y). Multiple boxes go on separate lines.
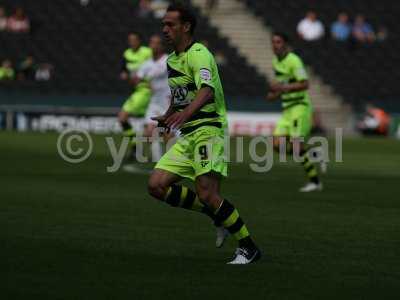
top-left (1, 131), bottom-right (399, 299)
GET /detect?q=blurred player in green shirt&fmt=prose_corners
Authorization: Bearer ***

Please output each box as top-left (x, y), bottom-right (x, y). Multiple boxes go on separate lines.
top-left (118, 32), bottom-right (152, 160)
top-left (267, 32), bottom-right (322, 192)
top-left (147, 4), bottom-right (260, 264)
top-left (0, 59), bottom-right (15, 81)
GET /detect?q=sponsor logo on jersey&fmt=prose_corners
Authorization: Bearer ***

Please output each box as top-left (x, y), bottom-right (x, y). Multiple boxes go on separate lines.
top-left (171, 86), bottom-right (190, 106)
top-left (200, 68), bottom-right (211, 81)
top-left (200, 161), bottom-right (209, 168)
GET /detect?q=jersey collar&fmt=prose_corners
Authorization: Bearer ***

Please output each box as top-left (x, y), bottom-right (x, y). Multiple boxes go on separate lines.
top-left (184, 41), bottom-right (196, 52)
top-left (130, 46), bottom-right (142, 53)
top-left (174, 41), bottom-right (196, 56)
top-left (277, 51), bottom-right (290, 61)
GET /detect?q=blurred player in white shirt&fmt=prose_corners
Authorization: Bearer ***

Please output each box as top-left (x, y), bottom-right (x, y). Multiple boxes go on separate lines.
top-left (135, 34), bottom-right (171, 160)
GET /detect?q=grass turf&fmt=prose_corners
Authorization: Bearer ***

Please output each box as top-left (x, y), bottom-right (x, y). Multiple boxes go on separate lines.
top-left (1, 131), bottom-right (399, 299)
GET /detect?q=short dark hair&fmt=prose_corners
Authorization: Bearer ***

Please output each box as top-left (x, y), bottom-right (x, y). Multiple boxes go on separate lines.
top-left (128, 31), bottom-right (143, 41)
top-left (167, 3), bottom-right (197, 35)
top-left (150, 33), bottom-right (166, 49)
top-left (273, 31), bottom-right (290, 43)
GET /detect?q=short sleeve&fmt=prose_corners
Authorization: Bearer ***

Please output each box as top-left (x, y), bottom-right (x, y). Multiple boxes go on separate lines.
top-left (145, 48), bottom-right (152, 60)
top-left (189, 47), bottom-right (216, 90)
top-left (291, 56), bottom-right (308, 81)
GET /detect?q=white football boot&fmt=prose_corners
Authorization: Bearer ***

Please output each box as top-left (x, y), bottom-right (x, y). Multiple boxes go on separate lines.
top-left (299, 182), bottom-right (323, 192)
top-left (227, 247), bottom-right (261, 265)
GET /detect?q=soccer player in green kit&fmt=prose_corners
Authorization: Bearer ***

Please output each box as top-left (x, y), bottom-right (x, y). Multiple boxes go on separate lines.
top-left (147, 4), bottom-right (261, 264)
top-left (267, 32), bottom-right (323, 192)
top-left (118, 32), bottom-right (152, 160)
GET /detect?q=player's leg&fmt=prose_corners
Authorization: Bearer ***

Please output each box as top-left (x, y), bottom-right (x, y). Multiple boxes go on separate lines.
top-left (148, 169), bottom-right (218, 220)
top-left (147, 168), bottom-right (180, 200)
top-left (192, 127), bottom-right (260, 263)
top-left (120, 88), bottom-right (151, 161)
top-left (144, 102), bottom-right (165, 161)
top-left (118, 109), bottom-right (134, 142)
top-left (195, 172), bottom-right (261, 264)
top-left (292, 138), bottom-right (322, 191)
top-left (119, 94), bottom-right (138, 161)
top-left (143, 122), bottom-right (162, 161)
top-left (147, 138), bottom-right (218, 222)
top-left (290, 106), bottom-right (322, 192)
top-left (272, 111), bottom-right (291, 154)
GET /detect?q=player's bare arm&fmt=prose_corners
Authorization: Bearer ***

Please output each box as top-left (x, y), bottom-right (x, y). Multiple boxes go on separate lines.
top-left (128, 75), bottom-right (141, 87)
top-left (266, 90), bottom-right (282, 101)
top-left (120, 71), bottom-right (129, 80)
top-left (270, 80), bottom-right (309, 93)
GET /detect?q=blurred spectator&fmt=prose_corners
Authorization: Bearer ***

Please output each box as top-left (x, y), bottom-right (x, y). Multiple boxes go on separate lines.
top-left (7, 7), bottom-right (30, 33)
top-left (0, 6), bottom-right (7, 31)
top-left (357, 104), bottom-right (390, 136)
top-left (331, 12), bottom-right (351, 41)
top-left (376, 26), bottom-right (388, 42)
top-left (150, 0), bottom-right (168, 19)
top-left (297, 11), bottom-right (325, 41)
top-left (35, 63), bottom-right (54, 81)
top-left (17, 56), bottom-right (36, 81)
top-left (0, 59), bottom-right (15, 81)
top-left (80, 0), bottom-right (90, 6)
top-left (137, 0), bottom-right (152, 18)
top-left (15, 56), bottom-right (53, 81)
top-left (352, 14), bottom-right (375, 43)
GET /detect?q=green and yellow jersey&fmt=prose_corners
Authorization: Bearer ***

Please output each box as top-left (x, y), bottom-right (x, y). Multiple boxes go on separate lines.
top-left (123, 46), bottom-right (152, 90)
top-left (123, 46), bottom-right (152, 73)
top-left (272, 52), bottom-right (311, 110)
top-left (167, 42), bottom-right (227, 133)
top-left (0, 67), bottom-right (15, 80)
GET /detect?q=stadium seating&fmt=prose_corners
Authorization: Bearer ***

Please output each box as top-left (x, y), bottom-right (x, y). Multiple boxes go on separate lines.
top-left (0, 0), bottom-right (267, 103)
top-left (242, 0), bottom-right (400, 112)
